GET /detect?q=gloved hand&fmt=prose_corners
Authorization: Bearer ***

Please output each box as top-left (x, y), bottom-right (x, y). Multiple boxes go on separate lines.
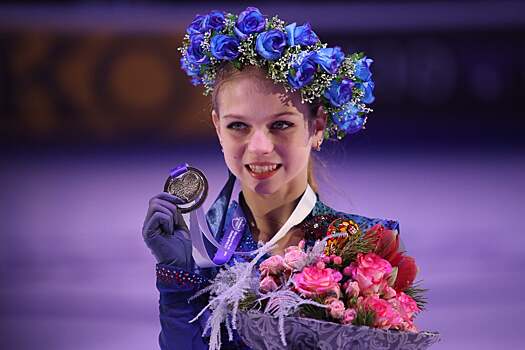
top-left (142, 192), bottom-right (194, 271)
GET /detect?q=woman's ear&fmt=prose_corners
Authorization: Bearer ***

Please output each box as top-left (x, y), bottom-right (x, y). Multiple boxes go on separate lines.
top-left (211, 109), bottom-right (222, 144)
top-left (312, 105), bottom-right (327, 141)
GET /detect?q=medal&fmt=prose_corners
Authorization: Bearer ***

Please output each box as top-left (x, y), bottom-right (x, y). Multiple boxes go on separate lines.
top-left (164, 163), bottom-right (208, 213)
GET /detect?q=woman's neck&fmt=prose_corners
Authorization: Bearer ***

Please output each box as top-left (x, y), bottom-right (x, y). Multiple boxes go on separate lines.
top-left (240, 180), bottom-right (307, 243)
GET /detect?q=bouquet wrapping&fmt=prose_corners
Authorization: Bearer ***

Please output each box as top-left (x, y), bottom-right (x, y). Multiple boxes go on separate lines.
top-left (236, 311), bottom-right (439, 350)
top-left (191, 219), bottom-right (440, 350)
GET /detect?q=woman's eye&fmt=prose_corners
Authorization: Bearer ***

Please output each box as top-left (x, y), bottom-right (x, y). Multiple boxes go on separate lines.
top-left (227, 122), bottom-right (248, 130)
top-left (271, 121), bottom-right (294, 130)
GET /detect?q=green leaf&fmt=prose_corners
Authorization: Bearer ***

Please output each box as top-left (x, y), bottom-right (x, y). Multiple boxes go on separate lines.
top-left (298, 296), bottom-right (327, 320)
top-left (238, 292), bottom-right (259, 310)
top-left (232, 60), bottom-right (242, 70)
top-left (353, 309), bottom-right (375, 327)
top-left (298, 303), bottom-right (327, 321)
top-left (388, 267), bottom-right (398, 287)
top-left (404, 280), bottom-right (428, 312)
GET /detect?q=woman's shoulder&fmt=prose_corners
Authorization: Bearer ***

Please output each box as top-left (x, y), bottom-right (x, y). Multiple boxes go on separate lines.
top-left (306, 200), bottom-right (400, 234)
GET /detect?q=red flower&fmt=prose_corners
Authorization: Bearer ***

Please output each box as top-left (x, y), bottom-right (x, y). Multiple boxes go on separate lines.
top-left (364, 224), bottom-right (400, 262)
top-left (364, 224), bottom-right (418, 292)
top-left (393, 255), bottom-right (417, 292)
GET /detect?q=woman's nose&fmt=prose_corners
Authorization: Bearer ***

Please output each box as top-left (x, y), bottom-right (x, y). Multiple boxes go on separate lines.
top-left (247, 129), bottom-right (274, 154)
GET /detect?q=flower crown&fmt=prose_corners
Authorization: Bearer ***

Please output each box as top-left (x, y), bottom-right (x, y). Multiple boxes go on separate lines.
top-left (179, 7), bottom-right (375, 140)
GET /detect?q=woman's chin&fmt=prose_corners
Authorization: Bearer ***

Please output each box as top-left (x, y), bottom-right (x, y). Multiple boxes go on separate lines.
top-left (242, 176), bottom-right (282, 196)
top-left (251, 182), bottom-right (280, 196)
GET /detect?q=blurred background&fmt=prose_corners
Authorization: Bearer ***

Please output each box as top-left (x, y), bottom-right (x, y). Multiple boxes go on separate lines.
top-left (0, 1), bottom-right (524, 349)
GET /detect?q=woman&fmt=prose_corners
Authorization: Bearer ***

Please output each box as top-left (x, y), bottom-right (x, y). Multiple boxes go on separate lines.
top-left (142, 7), bottom-right (400, 349)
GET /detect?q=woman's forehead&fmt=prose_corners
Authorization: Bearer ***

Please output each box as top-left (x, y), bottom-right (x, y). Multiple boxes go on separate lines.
top-left (217, 75), bottom-right (306, 118)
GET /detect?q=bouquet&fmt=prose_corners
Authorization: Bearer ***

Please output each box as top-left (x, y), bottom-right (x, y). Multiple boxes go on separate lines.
top-left (191, 219), bottom-right (440, 350)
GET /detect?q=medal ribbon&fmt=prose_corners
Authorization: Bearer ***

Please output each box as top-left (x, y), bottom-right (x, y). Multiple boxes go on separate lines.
top-left (211, 201), bottom-right (246, 265)
top-left (170, 163), bottom-right (188, 177)
top-left (189, 180), bottom-right (317, 268)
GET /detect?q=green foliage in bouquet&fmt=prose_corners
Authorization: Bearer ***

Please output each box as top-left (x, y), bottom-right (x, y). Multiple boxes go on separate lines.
top-left (297, 296), bottom-right (327, 321)
top-left (238, 291), bottom-right (261, 311)
top-left (353, 308), bottom-right (376, 327)
top-left (404, 281), bottom-right (428, 311)
top-left (338, 229), bottom-right (376, 265)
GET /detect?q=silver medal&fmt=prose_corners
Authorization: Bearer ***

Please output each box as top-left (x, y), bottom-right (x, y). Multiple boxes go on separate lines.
top-left (164, 166), bottom-right (208, 213)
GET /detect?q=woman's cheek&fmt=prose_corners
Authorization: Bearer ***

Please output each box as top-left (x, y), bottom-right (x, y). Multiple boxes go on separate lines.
top-left (288, 145), bottom-right (310, 169)
top-left (223, 147), bottom-right (244, 176)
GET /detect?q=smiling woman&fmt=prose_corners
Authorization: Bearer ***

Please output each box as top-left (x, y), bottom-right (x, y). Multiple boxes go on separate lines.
top-left (140, 7), bottom-right (417, 350)
top-left (213, 63), bottom-right (325, 194)
top-left (211, 63), bottom-right (326, 249)
top-left (212, 64), bottom-right (325, 194)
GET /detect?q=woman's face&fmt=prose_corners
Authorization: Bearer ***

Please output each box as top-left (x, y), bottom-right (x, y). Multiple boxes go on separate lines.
top-left (212, 71), bottom-right (326, 196)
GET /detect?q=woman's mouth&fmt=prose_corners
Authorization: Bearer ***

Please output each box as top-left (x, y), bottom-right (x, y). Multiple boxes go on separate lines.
top-left (245, 163), bottom-right (282, 180)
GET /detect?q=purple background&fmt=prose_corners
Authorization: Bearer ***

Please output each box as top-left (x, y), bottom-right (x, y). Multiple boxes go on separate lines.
top-left (1, 1), bottom-right (524, 349)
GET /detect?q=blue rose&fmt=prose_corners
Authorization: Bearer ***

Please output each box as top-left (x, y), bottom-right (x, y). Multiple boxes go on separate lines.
top-left (332, 104), bottom-right (365, 134)
top-left (180, 57), bottom-right (202, 85)
top-left (234, 7), bottom-right (266, 39)
top-left (323, 79), bottom-right (354, 107)
top-left (210, 34), bottom-right (240, 61)
top-left (312, 47), bottom-right (345, 74)
top-left (205, 10), bottom-right (226, 31)
top-left (186, 34), bottom-right (209, 65)
top-left (190, 76), bottom-right (202, 86)
top-left (255, 30), bottom-right (287, 60)
top-left (186, 14), bottom-right (207, 35)
top-left (355, 57), bottom-right (373, 81)
top-left (356, 81), bottom-right (375, 104)
top-left (180, 57), bottom-right (200, 76)
top-left (285, 22), bottom-right (319, 47)
top-left (287, 52), bottom-right (317, 89)
top-left (186, 11), bottom-right (225, 36)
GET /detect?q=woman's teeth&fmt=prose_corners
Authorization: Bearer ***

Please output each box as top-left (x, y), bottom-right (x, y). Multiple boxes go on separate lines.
top-left (248, 164), bottom-right (279, 173)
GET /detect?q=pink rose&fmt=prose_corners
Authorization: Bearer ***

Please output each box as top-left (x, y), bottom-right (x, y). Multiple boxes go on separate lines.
top-left (343, 280), bottom-right (360, 298)
top-left (389, 292), bottom-right (419, 321)
top-left (351, 253), bottom-right (392, 295)
top-left (361, 295), bottom-right (403, 330)
top-left (343, 266), bottom-right (353, 276)
top-left (328, 299), bottom-right (345, 320)
top-left (283, 248), bottom-right (307, 271)
top-left (259, 255), bottom-right (286, 277)
top-left (382, 285), bottom-right (397, 300)
top-left (259, 275), bottom-right (279, 293)
top-left (342, 308), bottom-right (357, 325)
top-left (332, 256), bottom-right (343, 265)
top-left (401, 320), bottom-right (418, 333)
top-left (292, 265), bottom-right (342, 298)
top-left (284, 245), bottom-right (301, 254)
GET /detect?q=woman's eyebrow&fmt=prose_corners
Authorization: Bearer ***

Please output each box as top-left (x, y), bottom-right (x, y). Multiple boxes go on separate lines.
top-left (222, 114), bottom-right (246, 120)
top-left (222, 111), bottom-right (296, 120)
top-left (271, 111), bottom-right (296, 118)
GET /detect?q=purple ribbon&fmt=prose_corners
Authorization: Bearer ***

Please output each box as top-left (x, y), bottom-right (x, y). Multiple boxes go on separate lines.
top-left (170, 163), bottom-right (189, 177)
top-left (212, 201), bottom-right (246, 265)
top-left (171, 164), bottom-right (248, 267)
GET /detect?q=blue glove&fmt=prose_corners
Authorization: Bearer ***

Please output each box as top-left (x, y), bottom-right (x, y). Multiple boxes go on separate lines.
top-left (142, 192), bottom-right (194, 271)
